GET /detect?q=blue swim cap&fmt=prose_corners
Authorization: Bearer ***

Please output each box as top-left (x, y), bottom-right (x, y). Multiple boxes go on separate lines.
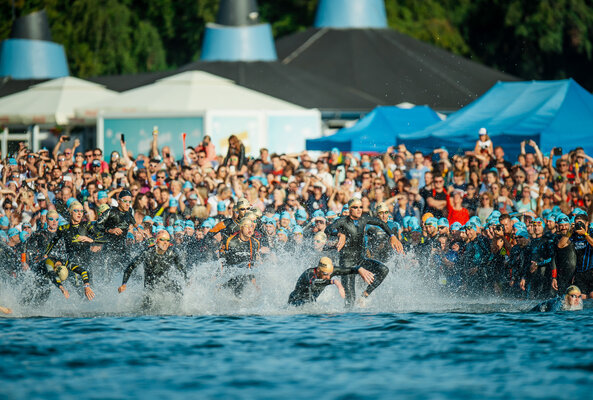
top-left (425, 217), bottom-right (438, 227)
top-left (545, 213), bottom-right (556, 222)
top-left (467, 222), bottom-right (479, 231)
top-left (312, 210), bottom-right (325, 219)
top-left (153, 215), bottom-right (163, 223)
top-left (515, 230), bottom-right (530, 239)
top-left (542, 209), bottom-right (552, 219)
top-left (174, 226), bottom-right (184, 233)
top-left (19, 231), bottom-right (30, 242)
top-left (292, 225), bottom-right (303, 235)
top-left (66, 197), bottom-right (78, 208)
top-left (438, 218), bottom-right (449, 228)
top-left (7, 228), bottom-right (19, 238)
top-left (469, 216), bottom-right (482, 228)
top-left (273, 213), bottom-right (280, 221)
top-left (185, 220), bottom-right (195, 229)
top-left (169, 198), bottom-right (179, 208)
top-left (341, 204), bottom-right (349, 214)
top-left (217, 201), bottom-right (226, 212)
top-left (556, 213), bottom-right (570, 224)
top-left (572, 207), bottom-right (587, 216)
top-left (326, 210), bottom-right (337, 219)
top-left (127, 232), bottom-right (135, 240)
top-left (183, 181), bottom-right (193, 190)
top-left (0, 230), bottom-right (7, 242)
top-left (142, 216), bottom-right (153, 223)
top-left (450, 222), bottom-right (462, 231)
top-left (0, 216), bottom-right (9, 228)
top-left (489, 210), bottom-right (502, 219)
top-left (97, 191), bottom-right (108, 200)
top-left (154, 225), bottom-right (164, 233)
top-left (295, 209), bottom-right (308, 221)
top-left (265, 218), bottom-right (276, 227)
top-left (166, 226), bottom-right (175, 235)
top-left (552, 205), bottom-right (561, 214)
top-left (280, 211), bottom-right (291, 220)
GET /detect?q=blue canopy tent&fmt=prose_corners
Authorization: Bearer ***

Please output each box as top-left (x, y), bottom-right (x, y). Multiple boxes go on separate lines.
top-left (398, 79), bottom-right (593, 159)
top-left (306, 105), bottom-right (441, 152)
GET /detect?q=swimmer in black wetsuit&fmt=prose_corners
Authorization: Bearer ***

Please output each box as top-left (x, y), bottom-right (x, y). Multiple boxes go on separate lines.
top-left (208, 198), bottom-right (251, 244)
top-left (288, 257), bottom-right (375, 307)
top-left (94, 190), bottom-right (148, 274)
top-left (118, 230), bottom-right (187, 295)
top-left (553, 214), bottom-right (577, 294)
top-left (329, 198), bottom-right (404, 306)
top-left (220, 217), bottom-right (261, 296)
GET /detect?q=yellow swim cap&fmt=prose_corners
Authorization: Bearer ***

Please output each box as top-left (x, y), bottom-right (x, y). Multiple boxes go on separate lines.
top-left (566, 285), bottom-right (582, 295)
top-left (317, 257), bottom-right (334, 275)
top-left (54, 263), bottom-right (68, 281)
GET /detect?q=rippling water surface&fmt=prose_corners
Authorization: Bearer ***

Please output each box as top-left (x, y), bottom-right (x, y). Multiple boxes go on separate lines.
top-left (2, 309), bottom-right (592, 399)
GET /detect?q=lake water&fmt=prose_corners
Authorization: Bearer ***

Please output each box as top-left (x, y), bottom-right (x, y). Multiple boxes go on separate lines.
top-left (1, 260), bottom-right (592, 399)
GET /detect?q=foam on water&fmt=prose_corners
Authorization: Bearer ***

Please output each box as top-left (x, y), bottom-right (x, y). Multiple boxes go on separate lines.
top-left (0, 250), bottom-right (539, 318)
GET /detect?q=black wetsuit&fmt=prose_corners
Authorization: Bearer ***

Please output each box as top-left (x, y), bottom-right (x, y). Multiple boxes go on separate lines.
top-left (525, 235), bottom-right (556, 298)
top-left (0, 240), bottom-right (19, 276)
top-left (553, 234), bottom-right (576, 294)
top-left (507, 243), bottom-right (530, 295)
top-left (220, 232), bottom-right (260, 296)
top-left (122, 246), bottom-right (187, 293)
top-left (20, 229), bottom-right (62, 305)
top-left (329, 215), bottom-right (393, 305)
top-left (94, 206), bottom-right (136, 270)
top-left (288, 266), bottom-right (361, 306)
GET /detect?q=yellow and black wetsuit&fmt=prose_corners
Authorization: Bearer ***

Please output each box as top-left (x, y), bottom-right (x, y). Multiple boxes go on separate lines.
top-left (44, 222), bottom-right (104, 287)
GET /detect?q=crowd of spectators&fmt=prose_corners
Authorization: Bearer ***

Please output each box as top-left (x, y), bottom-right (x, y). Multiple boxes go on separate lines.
top-left (1, 127), bottom-right (593, 304)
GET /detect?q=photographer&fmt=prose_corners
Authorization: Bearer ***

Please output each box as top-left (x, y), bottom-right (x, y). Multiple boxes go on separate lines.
top-left (570, 214), bottom-right (593, 298)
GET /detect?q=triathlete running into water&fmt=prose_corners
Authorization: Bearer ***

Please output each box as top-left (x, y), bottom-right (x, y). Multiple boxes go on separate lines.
top-left (288, 257), bottom-right (375, 307)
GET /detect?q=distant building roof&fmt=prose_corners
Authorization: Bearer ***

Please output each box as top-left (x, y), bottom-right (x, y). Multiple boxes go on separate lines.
top-left (276, 28), bottom-right (518, 111)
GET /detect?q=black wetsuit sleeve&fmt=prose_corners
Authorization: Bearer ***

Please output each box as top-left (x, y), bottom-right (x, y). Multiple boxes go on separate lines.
top-left (122, 249), bottom-right (148, 285)
top-left (173, 250), bottom-right (188, 281)
top-left (331, 267), bottom-right (360, 276)
top-left (364, 215), bottom-right (394, 236)
top-left (94, 208), bottom-right (110, 233)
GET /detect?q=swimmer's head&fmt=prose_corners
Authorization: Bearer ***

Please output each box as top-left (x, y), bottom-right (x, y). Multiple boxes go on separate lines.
top-left (317, 257), bottom-right (334, 276)
top-left (566, 285), bottom-right (582, 296)
top-left (54, 262), bottom-right (68, 282)
top-left (347, 198), bottom-right (362, 208)
top-left (565, 285), bottom-right (583, 310)
top-left (239, 217), bottom-right (254, 228)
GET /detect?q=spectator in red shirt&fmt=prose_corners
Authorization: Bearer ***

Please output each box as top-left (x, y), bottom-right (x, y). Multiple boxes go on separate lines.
top-left (447, 189), bottom-right (469, 225)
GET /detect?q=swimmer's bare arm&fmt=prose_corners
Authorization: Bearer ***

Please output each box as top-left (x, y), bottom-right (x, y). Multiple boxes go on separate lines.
top-left (331, 279), bottom-right (346, 298)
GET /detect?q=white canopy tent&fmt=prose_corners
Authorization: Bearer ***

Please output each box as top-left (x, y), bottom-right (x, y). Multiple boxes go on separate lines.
top-left (79, 71), bottom-right (305, 114)
top-left (85, 71), bottom-right (321, 157)
top-left (0, 77), bottom-right (117, 125)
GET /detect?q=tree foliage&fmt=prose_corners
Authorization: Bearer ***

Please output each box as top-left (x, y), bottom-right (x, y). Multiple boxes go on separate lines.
top-left (1, 0), bottom-right (593, 90)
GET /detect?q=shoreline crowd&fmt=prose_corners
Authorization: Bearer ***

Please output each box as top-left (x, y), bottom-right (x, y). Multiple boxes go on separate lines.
top-left (0, 128), bottom-right (591, 314)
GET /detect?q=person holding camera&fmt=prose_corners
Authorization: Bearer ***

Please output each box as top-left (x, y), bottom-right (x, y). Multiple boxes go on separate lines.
top-left (570, 214), bottom-right (593, 298)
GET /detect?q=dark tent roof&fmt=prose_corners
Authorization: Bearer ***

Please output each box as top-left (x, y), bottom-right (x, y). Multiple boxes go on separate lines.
top-left (0, 78), bottom-right (47, 98)
top-left (276, 28), bottom-right (519, 111)
top-left (89, 62), bottom-right (379, 111)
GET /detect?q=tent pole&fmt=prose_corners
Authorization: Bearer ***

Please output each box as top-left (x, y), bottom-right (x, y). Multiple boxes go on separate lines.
top-left (32, 125), bottom-right (40, 152)
top-left (1, 127), bottom-right (7, 159)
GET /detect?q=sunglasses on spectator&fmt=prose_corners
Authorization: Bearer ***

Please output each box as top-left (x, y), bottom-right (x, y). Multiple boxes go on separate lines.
top-left (350, 206), bottom-right (362, 209)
